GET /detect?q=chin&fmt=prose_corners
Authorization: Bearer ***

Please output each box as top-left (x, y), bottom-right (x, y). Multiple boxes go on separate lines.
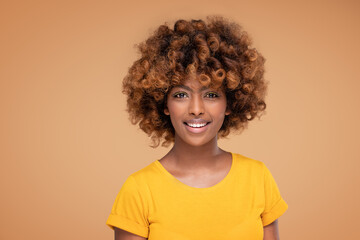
top-left (180, 136), bottom-right (216, 148)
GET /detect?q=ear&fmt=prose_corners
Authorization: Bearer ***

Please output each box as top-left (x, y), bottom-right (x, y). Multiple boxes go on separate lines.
top-left (225, 108), bottom-right (231, 116)
top-left (164, 108), bottom-right (170, 115)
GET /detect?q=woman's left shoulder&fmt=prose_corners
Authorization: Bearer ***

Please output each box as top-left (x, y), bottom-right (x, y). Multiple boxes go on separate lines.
top-left (231, 152), bottom-right (266, 169)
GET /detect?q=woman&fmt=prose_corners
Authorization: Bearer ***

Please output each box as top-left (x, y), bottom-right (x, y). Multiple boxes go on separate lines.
top-left (106, 16), bottom-right (288, 240)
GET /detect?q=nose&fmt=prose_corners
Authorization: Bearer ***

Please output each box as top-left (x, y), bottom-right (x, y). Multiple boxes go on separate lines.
top-left (188, 95), bottom-right (205, 116)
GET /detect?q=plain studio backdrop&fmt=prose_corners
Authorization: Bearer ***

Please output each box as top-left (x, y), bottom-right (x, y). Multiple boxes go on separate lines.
top-left (1, 0), bottom-right (359, 239)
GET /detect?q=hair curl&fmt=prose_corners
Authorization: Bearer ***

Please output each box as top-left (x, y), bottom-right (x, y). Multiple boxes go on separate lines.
top-left (123, 16), bottom-right (267, 147)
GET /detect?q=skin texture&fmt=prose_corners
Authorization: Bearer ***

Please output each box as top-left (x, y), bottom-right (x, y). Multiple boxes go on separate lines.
top-left (263, 219), bottom-right (280, 240)
top-left (164, 78), bottom-right (230, 149)
top-left (114, 78), bottom-right (280, 239)
top-left (161, 77), bottom-right (232, 187)
top-left (114, 227), bottom-right (146, 240)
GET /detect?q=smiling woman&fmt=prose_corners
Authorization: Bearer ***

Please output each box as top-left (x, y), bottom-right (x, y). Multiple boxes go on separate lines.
top-left (121, 16), bottom-right (267, 149)
top-left (106, 16), bottom-right (288, 240)
top-left (164, 79), bottom-right (230, 147)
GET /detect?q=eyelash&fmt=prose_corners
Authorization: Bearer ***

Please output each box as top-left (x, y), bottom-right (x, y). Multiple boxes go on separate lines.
top-left (172, 92), bottom-right (219, 98)
top-left (205, 92), bottom-right (219, 98)
top-left (173, 92), bottom-right (188, 98)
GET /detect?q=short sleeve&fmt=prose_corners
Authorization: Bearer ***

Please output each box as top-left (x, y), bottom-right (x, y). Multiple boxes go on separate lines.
top-left (261, 164), bottom-right (288, 226)
top-left (106, 175), bottom-right (149, 238)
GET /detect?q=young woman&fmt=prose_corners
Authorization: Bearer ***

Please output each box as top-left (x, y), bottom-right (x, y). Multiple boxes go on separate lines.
top-left (106, 16), bottom-right (288, 240)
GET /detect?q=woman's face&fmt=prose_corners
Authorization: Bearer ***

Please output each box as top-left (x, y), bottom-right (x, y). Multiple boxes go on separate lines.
top-left (164, 78), bottom-right (230, 147)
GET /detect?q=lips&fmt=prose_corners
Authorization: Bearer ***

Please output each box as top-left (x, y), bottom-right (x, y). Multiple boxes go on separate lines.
top-left (185, 122), bottom-right (208, 128)
top-left (183, 119), bottom-right (210, 133)
top-left (184, 119), bottom-right (209, 126)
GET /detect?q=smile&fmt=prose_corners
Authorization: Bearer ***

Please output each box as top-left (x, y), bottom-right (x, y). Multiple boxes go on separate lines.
top-left (183, 121), bottom-right (210, 134)
top-left (185, 122), bottom-right (208, 128)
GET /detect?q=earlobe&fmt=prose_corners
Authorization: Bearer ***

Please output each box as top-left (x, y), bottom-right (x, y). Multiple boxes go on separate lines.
top-left (225, 109), bottom-right (231, 116)
top-left (164, 108), bottom-right (170, 115)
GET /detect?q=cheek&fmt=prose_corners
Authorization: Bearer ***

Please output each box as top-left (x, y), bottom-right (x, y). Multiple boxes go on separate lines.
top-left (167, 101), bottom-right (187, 115)
top-left (166, 105), bottom-right (183, 124)
top-left (214, 103), bottom-right (228, 125)
top-left (215, 100), bottom-right (228, 115)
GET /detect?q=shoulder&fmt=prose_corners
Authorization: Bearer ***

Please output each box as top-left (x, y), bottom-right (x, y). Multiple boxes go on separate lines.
top-left (231, 152), bottom-right (269, 181)
top-left (123, 160), bottom-right (163, 189)
top-left (232, 152), bottom-right (266, 170)
top-left (131, 160), bottom-right (160, 178)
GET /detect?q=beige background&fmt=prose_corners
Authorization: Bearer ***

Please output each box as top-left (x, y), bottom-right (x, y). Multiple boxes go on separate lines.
top-left (1, 0), bottom-right (359, 239)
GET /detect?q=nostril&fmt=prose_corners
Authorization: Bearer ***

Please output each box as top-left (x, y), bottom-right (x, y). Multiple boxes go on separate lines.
top-left (188, 100), bottom-right (205, 116)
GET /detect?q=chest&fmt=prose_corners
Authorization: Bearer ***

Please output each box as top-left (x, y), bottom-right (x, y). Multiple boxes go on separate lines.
top-left (146, 179), bottom-right (265, 240)
top-left (163, 157), bottom-right (233, 188)
top-left (172, 169), bottom-right (230, 188)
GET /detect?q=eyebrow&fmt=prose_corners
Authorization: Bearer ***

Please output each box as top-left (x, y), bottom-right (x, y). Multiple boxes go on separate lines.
top-left (173, 85), bottom-right (210, 92)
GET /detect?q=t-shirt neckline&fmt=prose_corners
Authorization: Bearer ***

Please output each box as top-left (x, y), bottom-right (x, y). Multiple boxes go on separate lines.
top-left (154, 152), bottom-right (235, 192)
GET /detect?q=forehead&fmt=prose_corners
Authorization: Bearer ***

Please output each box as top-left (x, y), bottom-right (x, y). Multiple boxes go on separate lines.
top-left (171, 78), bottom-right (225, 93)
top-left (175, 78), bottom-right (207, 90)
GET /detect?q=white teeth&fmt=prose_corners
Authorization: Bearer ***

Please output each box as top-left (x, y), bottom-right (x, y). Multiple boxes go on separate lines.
top-left (187, 123), bottom-right (207, 128)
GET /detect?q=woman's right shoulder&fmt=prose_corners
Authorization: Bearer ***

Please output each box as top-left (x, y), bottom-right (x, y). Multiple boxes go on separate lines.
top-left (123, 160), bottom-right (161, 187)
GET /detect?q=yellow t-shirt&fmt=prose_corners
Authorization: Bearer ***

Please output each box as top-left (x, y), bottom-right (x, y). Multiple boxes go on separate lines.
top-left (106, 153), bottom-right (288, 239)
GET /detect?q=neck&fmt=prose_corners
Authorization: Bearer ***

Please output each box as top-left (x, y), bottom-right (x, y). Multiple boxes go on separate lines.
top-left (166, 134), bottom-right (225, 172)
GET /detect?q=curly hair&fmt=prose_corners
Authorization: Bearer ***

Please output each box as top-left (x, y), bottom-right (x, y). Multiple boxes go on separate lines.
top-left (122, 16), bottom-right (267, 147)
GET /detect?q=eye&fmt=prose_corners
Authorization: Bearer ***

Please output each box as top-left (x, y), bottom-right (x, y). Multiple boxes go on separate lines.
top-left (173, 92), bottom-right (188, 98)
top-left (205, 92), bottom-right (219, 98)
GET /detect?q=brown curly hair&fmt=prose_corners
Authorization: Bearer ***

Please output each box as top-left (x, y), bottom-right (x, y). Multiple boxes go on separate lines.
top-left (122, 16), bottom-right (267, 147)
